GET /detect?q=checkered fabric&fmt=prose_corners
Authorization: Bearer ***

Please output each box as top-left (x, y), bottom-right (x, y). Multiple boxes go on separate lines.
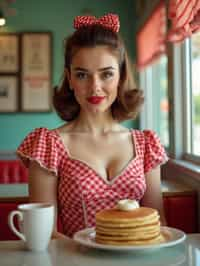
top-left (17, 127), bottom-right (168, 238)
top-left (74, 13), bottom-right (120, 33)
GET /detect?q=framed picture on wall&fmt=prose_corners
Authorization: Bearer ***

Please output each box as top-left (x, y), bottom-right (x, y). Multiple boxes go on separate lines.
top-left (0, 75), bottom-right (18, 112)
top-left (0, 34), bottom-right (19, 73)
top-left (21, 32), bottom-right (52, 112)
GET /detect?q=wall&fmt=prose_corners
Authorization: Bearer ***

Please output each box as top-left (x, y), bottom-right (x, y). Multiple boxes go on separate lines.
top-left (134, 0), bottom-right (162, 31)
top-left (0, 0), bottom-right (137, 151)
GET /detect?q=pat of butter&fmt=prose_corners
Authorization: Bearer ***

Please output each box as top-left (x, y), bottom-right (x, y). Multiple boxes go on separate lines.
top-left (117, 199), bottom-right (140, 211)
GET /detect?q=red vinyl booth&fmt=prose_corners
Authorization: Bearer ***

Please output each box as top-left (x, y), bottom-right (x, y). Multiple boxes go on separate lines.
top-left (0, 160), bottom-right (28, 184)
top-left (0, 202), bottom-right (25, 240)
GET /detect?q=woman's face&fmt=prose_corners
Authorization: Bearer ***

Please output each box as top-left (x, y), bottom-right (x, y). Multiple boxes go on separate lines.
top-left (67, 45), bottom-right (120, 115)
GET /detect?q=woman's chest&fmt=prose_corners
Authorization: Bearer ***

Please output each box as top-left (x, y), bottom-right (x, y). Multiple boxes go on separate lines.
top-left (58, 156), bottom-right (146, 206)
top-left (62, 131), bottom-right (135, 181)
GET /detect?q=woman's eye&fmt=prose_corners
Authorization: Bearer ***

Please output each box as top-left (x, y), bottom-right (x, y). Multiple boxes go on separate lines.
top-left (102, 71), bottom-right (114, 79)
top-left (75, 72), bottom-right (87, 80)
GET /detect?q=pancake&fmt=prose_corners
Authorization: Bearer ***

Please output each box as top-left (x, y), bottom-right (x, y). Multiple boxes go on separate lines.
top-left (96, 233), bottom-right (165, 246)
top-left (95, 207), bottom-right (164, 246)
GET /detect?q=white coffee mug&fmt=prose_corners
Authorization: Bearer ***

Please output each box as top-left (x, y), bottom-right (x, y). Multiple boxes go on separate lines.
top-left (8, 203), bottom-right (54, 252)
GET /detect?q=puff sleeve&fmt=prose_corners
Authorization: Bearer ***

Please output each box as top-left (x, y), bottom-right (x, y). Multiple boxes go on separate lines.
top-left (16, 127), bottom-right (62, 176)
top-left (143, 130), bottom-right (168, 173)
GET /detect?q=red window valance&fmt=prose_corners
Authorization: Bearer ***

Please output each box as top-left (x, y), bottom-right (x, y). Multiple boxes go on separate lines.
top-left (167, 0), bottom-right (200, 42)
top-left (136, 1), bottom-right (166, 70)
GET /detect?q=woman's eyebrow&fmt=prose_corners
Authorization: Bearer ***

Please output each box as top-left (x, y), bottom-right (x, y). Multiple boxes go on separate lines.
top-left (72, 66), bottom-right (116, 72)
top-left (98, 67), bottom-right (116, 71)
top-left (72, 67), bottom-right (88, 72)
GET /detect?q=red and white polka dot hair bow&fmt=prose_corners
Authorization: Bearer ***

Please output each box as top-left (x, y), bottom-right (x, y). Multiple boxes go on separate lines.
top-left (74, 13), bottom-right (120, 33)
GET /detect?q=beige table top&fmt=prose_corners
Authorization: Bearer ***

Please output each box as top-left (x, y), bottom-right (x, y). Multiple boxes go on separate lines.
top-left (0, 234), bottom-right (198, 266)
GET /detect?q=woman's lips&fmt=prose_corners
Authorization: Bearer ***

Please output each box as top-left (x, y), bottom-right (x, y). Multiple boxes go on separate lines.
top-left (87, 96), bottom-right (105, 104)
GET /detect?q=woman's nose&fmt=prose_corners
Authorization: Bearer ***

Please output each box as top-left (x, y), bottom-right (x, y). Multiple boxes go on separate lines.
top-left (90, 76), bottom-right (102, 93)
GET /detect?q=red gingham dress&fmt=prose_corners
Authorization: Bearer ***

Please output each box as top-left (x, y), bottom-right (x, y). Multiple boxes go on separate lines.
top-left (17, 127), bottom-right (168, 238)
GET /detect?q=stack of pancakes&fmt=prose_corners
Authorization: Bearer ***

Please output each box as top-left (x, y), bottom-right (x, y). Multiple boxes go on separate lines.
top-left (95, 207), bottom-right (165, 245)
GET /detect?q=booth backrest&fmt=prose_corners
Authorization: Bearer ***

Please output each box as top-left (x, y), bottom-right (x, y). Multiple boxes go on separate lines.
top-left (0, 202), bottom-right (25, 240)
top-left (0, 160), bottom-right (28, 184)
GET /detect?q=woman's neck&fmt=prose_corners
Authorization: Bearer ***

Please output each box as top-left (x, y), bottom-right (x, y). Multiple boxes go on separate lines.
top-left (71, 111), bottom-right (121, 135)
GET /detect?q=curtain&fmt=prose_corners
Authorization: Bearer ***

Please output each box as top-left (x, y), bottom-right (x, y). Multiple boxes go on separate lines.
top-left (136, 1), bottom-right (167, 70)
top-left (167, 0), bottom-right (200, 42)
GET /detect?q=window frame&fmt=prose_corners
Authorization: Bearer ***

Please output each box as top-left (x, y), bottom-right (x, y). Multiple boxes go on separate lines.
top-left (139, 55), bottom-right (169, 150)
top-left (139, 39), bottom-right (200, 165)
top-left (181, 38), bottom-right (200, 162)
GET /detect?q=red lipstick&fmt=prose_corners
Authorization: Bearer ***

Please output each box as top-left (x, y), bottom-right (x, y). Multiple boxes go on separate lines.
top-left (87, 96), bottom-right (105, 104)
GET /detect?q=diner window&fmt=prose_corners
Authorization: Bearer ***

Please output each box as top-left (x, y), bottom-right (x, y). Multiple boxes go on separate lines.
top-left (177, 35), bottom-right (200, 160)
top-left (138, 1), bottom-right (200, 168)
top-left (140, 39), bottom-right (200, 162)
top-left (165, 35), bottom-right (200, 162)
top-left (139, 55), bottom-right (169, 148)
top-left (191, 32), bottom-right (200, 156)
top-left (152, 55), bottom-right (169, 147)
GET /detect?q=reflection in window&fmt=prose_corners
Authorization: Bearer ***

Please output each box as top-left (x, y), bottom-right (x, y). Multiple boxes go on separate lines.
top-left (152, 56), bottom-right (169, 147)
top-left (139, 55), bottom-right (169, 148)
top-left (191, 33), bottom-right (200, 156)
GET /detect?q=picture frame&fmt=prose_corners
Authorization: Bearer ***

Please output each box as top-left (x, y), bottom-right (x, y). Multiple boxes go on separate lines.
top-left (20, 32), bottom-right (52, 112)
top-left (0, 33), bottom-right (19, 73)
top-left (0, 75), bottom-right (18, 112)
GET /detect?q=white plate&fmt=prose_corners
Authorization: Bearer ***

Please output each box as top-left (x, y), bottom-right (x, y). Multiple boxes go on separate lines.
top-left (73, 226), bottom-right (186, 251)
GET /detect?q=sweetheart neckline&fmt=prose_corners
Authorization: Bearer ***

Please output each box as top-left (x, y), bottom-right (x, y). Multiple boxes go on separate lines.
top-left (53, 129), bottom-right (138, 184)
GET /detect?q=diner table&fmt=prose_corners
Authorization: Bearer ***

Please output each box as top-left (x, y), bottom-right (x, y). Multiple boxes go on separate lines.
top-left (0, 234), bottom-right (199, 266)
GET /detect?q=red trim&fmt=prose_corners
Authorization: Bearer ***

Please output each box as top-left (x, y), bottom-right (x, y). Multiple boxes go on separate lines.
top-left (177, 1), bottom-right (193, 27)
top-left (167, 0), bottom-right (200, 43)
top-left (136, 0), bottom-right (166, 69)
top-left (136, 50), bottom-right (166, 70)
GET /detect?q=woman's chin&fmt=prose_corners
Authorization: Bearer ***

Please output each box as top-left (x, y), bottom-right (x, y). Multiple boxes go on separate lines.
top-left (90, 108), bottom-right (102, 115)
top-left (87, 105), bottom-right (104, 114)
top-left (83, 103), bottom-right (110, 116)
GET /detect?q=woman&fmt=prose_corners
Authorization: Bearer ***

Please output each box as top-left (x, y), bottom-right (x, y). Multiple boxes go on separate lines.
top-left (17, 13), bottom-right (168, 239)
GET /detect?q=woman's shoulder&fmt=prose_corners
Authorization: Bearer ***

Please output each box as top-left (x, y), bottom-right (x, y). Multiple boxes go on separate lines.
top-left (54, 122), bottom-right (76, 134)
top-left (26, 126), bottom-right (56, 134)
top-left (129, 129), bottom-right (163, 149)
top-left (17, 127), bottom-right (65, 175)
top-left (23, 127), bottom-right (59, 140)
top-left (129, 129), bottom-right (159, 138)
top-left (17, 127), bottom-right (65, 153)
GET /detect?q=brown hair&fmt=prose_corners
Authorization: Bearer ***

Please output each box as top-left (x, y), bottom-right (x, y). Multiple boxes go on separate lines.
top-left (53, 25), bottom-right (144, 122)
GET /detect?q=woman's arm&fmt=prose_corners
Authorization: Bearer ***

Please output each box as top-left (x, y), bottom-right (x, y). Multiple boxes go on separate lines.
top-left (28, 161), bottom-right (67, 239)
top-left (141, 166), bottom-right (167, 225)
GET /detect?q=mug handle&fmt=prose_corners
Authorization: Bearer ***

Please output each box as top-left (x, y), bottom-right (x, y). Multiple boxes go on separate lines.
top-left (8, 211), bottom-right (26, 241)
